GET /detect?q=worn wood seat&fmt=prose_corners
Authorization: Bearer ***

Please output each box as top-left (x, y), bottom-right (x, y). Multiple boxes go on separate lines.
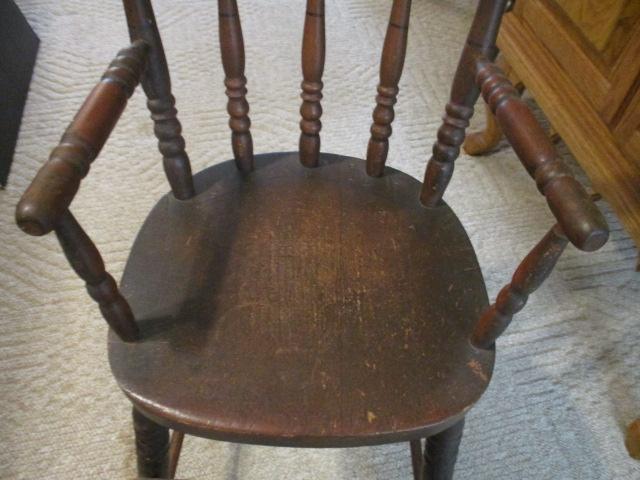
top-left (15, 1), bottom-right (610, 478)
top-left (109, 152), bottom-right (493, 447)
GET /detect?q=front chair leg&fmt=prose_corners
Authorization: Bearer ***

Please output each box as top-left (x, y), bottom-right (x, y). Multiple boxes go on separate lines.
top-left (424, 418), bottom-right (465, 480)
top-left (132, 407), bottom-right (169, 478)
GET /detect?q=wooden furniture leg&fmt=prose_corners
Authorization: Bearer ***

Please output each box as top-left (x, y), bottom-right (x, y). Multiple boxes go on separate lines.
top-left (627, 418), bottom-right (640, 459)
top-left (167, 431), bottom-right (185, 479)
top-left (410, 439), bottom-right (425, 480)
top-left (423, 419), bottom-right (465, 480)
top-left (133, 407), bottom-right (170, 479)
top-left (463, 55), bottom-right (523, 156)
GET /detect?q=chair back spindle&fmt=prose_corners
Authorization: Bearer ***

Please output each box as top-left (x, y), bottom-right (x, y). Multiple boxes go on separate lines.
top-left (218, 0), bottom-right (254, 172)
top-left (299, 0), bottom-right (325, 168)
top-left (56, 211), bottom-right (140, 342)
top-left (421, 0), bottom-right (508, 206)
top-left (366, 0), bottom-right (411, 177)
top-left (123, 0), bottom-right (195, 199)
top-left (471, 224), bottom-right (568, 349)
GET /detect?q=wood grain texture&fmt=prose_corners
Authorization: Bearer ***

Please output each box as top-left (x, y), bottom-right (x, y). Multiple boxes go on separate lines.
top-left (471, 224), bottom-right (569, 349)
top-left (299, 0), bottom-right (325, 168)
top-left (123, 0), bottom-right (195, 199)
top-left (498, 13), bottom-right (640, 250)
top-left (219, 0), bottom-right (254, 172)
top-left (421, 0), bottom-right (508, 206)
top-left (366, 0), bottom-right (411, 177)
top-left (474, 59), bottom-right (608, 252)
top-left (15, 41), bottom-right (148, 236)
top-left (109, 152), bottom-right (494, 448)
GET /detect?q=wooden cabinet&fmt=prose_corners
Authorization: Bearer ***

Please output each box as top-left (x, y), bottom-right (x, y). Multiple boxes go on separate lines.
top-left (470, 0), bottom-right (640, 254)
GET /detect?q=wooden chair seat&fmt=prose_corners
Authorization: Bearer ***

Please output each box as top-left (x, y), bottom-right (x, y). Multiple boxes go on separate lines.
top-left (108, 152), bottom-right (494, 447)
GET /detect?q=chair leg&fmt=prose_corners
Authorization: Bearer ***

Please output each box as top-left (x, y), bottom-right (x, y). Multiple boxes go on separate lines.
top-left (167, 431), bottom-right (185, 479)
top-left (132, 407), bottom-right (169, 478)
top-left (423, 418), bottom-right (465, 480)
top-left (410, 439), bottom-right (424, 480)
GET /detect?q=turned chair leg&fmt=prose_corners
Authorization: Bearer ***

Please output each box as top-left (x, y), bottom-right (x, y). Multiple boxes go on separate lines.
top-left (132, 407), bottom-right (170, 478)
top-left (410, 439), bottom-right (425, 480)
top-left (423, 418), bottom-right (465, 480)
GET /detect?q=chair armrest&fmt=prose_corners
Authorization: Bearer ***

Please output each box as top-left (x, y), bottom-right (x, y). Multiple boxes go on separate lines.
top-left (474, 58), bottom-right (608, 252)
top-left (16, 40), bottom-right (148, 236)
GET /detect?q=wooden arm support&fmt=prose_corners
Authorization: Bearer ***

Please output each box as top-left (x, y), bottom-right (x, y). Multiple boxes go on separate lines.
top-left (471, 224), bottom-right (568, 349)
top-left (15, 41), bottom-right (149, 236)
top-left (475, 59), bottom-right (608, 251)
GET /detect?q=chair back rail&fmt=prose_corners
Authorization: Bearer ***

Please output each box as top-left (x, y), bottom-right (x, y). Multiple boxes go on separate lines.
top-left (366, 0), bottom-right (412, 177)
top-left (123, 0), bottom-right (195, 199)
top-left (299, 0), bottom-right (326, 168)
top-left (421, 0), bottom-right (509, 206)
top-left (475, 59), bottom-right (608, 251)
top-left (16, 41), bottom-right (148, 236)
top-left (218, 0), bottom-right (254, 172)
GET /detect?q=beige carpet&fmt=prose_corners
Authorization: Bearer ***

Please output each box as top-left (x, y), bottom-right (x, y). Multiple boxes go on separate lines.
top-left (2, 0), bottom-right (639, 478)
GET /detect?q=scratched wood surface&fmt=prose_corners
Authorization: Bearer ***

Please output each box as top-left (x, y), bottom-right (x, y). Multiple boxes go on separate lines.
top-left (110, 153), bottom-right (493, 447)
top-left (3, 1), bottom-right (639, 478)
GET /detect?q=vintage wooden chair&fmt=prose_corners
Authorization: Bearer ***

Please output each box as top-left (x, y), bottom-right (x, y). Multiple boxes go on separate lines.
top-left (15, 1), bottom-right (609, 478)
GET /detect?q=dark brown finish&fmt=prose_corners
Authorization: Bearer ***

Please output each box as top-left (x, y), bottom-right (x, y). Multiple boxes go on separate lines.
top-left (366, 0), bottom-right (411, 177)
top-left (123, 0), bottom-right (195, 200)
top-left (410, 439), bottom-right (424, 480)
top-left (15, 1), bottom-right (612, 477)
top-left (471, 224), bottom-right (568, 349)
top-left (133, 407), bottom-right (169, 479)
top-left (15, 41), bottom-right (148, 236)
top-left (421, 0), bottom-right (509, 206)
top-left (423, 418), bottom-right (465, 480)
top-left (299, 0), bottom-right (325, 168)
top-left (55, 210), bottom-right (139, 342)
top-left (110, 153), bottom-right (493, 447)
top-left (0, 0), bottom-right (39, 186)
top-left (219, 0), bottom-right (253, 172)
top-left (474, 59), bottom-right (609, 251)
top-left (167, 431), bottom-right (184, 479)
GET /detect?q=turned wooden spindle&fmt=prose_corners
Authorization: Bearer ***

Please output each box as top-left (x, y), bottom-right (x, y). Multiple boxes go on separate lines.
top-left (471, 224), bottom-right (568, 349)
top-left (16, 41), bottom-right (149, 236)
top-left (475, 59), bottom-right (608, 251)
top-left (299, 0), bottom-right (325, 168)
top-left (56, 210), bottom-right (140, 342)
top-left (421, 0), bottom-right (509, 206)
top-left (123, 0), bottom-right (195, 199)
top-left (218, 0), bottom-right (254, 172)
top-left (366, 0), bottom-right (411, 177)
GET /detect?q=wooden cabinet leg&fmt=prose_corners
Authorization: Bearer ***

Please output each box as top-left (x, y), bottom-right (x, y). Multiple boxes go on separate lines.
top-left (463, 102), bottom-right (504, 155)
top-left (423, 418), bottom-right (465, 480)
top-left (132, 407), bottom-right (169, 478)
